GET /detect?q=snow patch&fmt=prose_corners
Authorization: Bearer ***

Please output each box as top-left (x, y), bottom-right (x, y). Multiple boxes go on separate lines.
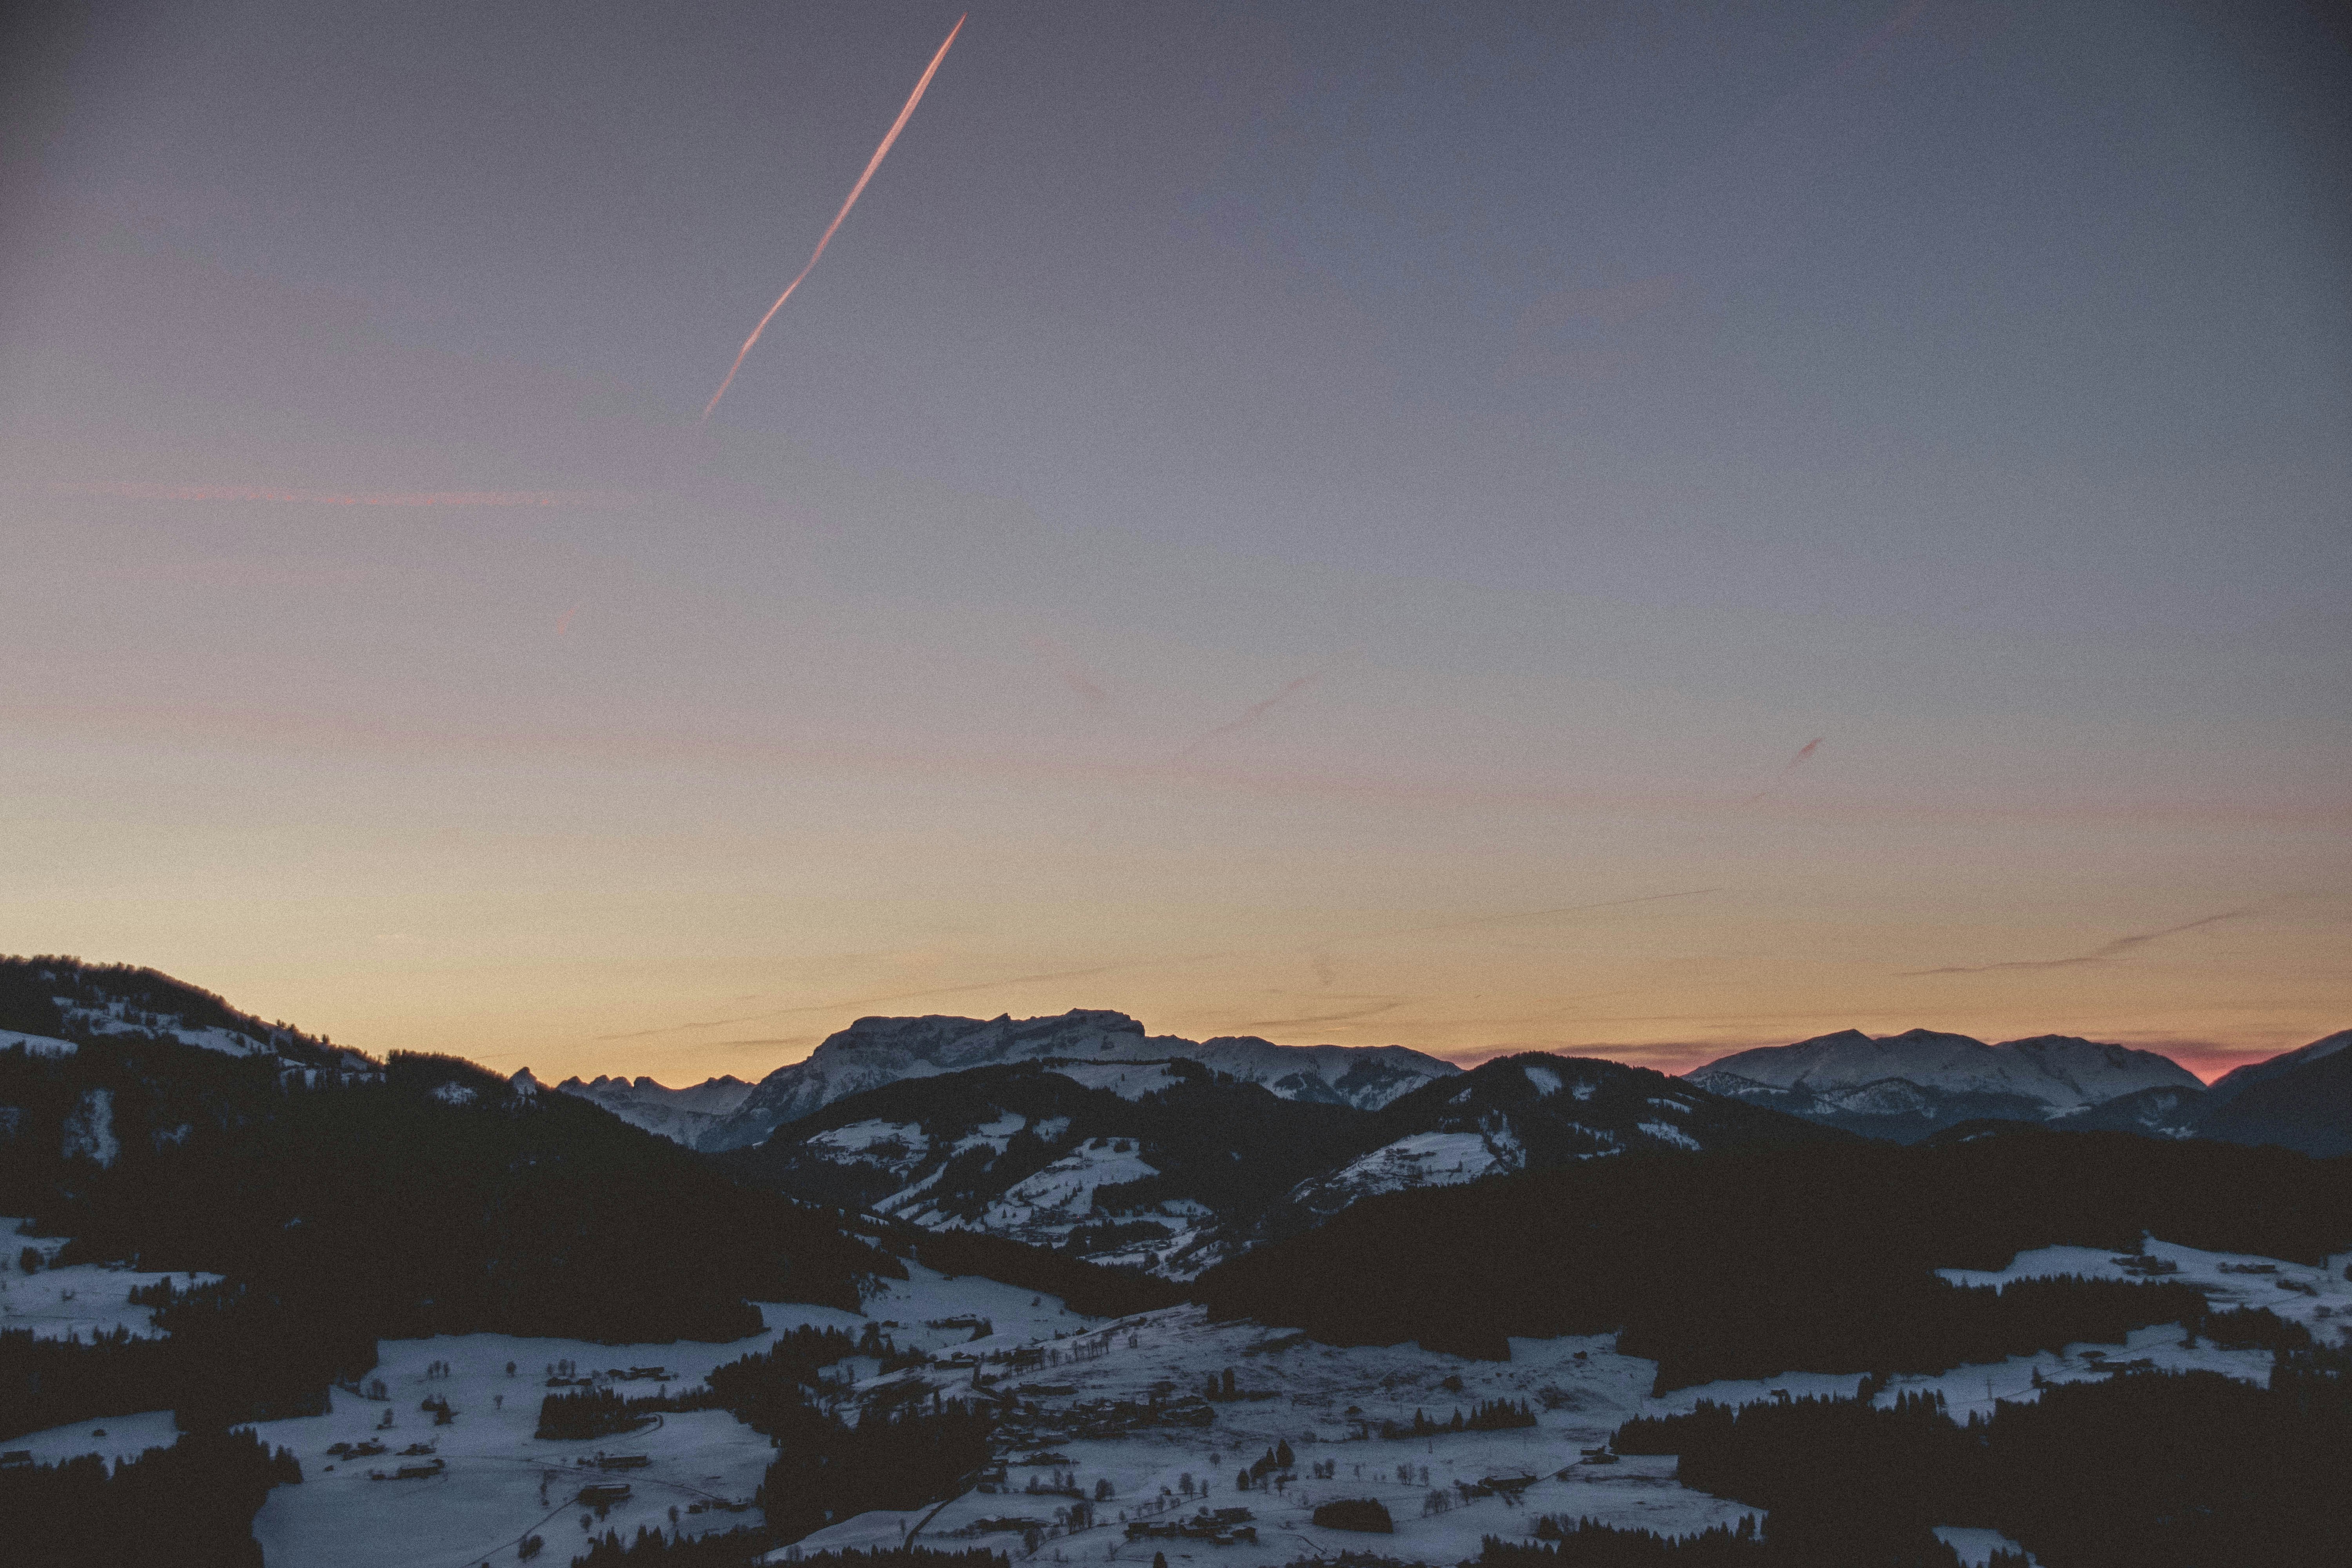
top-left (1, 1031), bottom-right (76, 1058)
top-left (983, 1142), bottom-right (1161, 1227)
top-left (806, 1120), bottom-right (931, 1159)
top-left (1523, 1065), bottom-right (1562, 1097)
top-left (1636, 1120), bottom-right (1701, 1152)
top-left (1054, 1061), bottom-right (1187, 1099)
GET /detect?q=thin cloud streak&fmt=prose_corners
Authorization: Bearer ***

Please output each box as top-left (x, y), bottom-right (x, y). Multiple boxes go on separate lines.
top-left (50, 482), bottom-right (636, 508)
top-left (1899, 906), bottom-right (2266, 976)
top-left (7, 699), bottom-right (2344, 828)
top-left (1229, 1000), bottom-right (1410, 1030)
top-left (702, 14), bottom-right (965, 420)
top-left (1172, 673), bottom-right (1320, 761)
top-left (1024, 634), bottom-right (1111, 706)
top-left (1743, 736), bottom-right (1825, 804)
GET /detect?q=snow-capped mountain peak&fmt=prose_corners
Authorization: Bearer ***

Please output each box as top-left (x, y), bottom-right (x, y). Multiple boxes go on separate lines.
top-left (1685, 1027), bottom-right (2202, 1139)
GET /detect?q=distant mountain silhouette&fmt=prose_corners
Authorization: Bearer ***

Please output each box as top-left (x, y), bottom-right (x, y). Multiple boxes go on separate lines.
top-left (2198, 1031), bottom-right (2352, 1158)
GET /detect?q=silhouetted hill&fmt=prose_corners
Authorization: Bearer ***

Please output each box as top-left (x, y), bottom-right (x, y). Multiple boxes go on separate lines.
top-left (0, 957), bottom-right (898, 1392)
top-left (0, 953), bottom-right (361, 1071)
top-left (1195, 1128), bottom-right (2352, 1387)
top-left (2200, 1037), bottom-right (2352, 1158)
top-left (1246, 1051), bottom-right (1848, 1243)
top-left (717, 1058), bottom-right (1375, 1274)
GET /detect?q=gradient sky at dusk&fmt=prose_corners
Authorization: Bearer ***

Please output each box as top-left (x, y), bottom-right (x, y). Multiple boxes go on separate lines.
top-left (3, 1), bottom-right (2346, 1083)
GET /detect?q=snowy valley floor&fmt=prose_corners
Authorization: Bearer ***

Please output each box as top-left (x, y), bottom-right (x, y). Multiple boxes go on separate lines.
top-left (6, 1235), bottom-right (2348, 1568)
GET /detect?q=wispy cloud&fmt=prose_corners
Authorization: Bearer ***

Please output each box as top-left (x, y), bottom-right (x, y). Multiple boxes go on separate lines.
top-left (1229, 999), bottom-right (1411, 1031)
top-left (1900, 906), bottom-right (2264, 976)
top-left (51, 481), bottom-right (635, 508)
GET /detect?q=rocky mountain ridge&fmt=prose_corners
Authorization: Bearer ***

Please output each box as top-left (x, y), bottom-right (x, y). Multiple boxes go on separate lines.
top-left (693, 1009), bottom-right (1457, 1151)
top-left (555, 1072), bottom-right (757, 1143)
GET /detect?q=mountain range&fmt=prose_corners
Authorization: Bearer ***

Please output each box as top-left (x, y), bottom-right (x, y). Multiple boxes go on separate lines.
top-left (1685, 1025), bottom-right (2352, 1156)
top-left (637, 1008), bottom-right (1459, 1152)
top-left (10, 951), bottom-right (2346, 1286)
top-left (1684, 1028), bottom-right (2203, 1138)
top-left (555, 1072), bottom-right (758, 1144)
top-left (719, 1049), bottom-right (1842, 1276)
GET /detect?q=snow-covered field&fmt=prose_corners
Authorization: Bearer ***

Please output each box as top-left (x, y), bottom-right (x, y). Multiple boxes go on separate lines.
top-left (2, 1221), bottom-right (222, 1339)
top-left (9, 1236), bottom-right (2348, 1567)
top-left (796, 1272), bottom-right (1753, 1568)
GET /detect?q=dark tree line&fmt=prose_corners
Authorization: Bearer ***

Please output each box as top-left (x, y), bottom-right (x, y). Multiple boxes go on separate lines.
top-left (1377, 1398), bottom-right (1537, 1438)
top-left (880, 1227), bottom-right (1181, 1319)
top-left (701, 1324), bottom-right (867, 1433)
top-left (537, 1385), bottom-right (669, 1441)
top-left (1607, 1350), bottom-right (2352, 1567)
top-left (755, 1395), bottom-right (998, 1544)
top-left (572, 1534), bottom-right (1007, 1568)
top-left (1620, 1275), bottom-right (2211, 1393)
top-left (535, 1323), bottom-right (878, 1441)
top-left (1197, 1132), bottom-right (2352, 1388)
top-left (0, 1428), bottom-right (303, 1566)
top-left (1, 1276), bottom-right (376, 1442)
top-left (1485, 1518), bottom-right (1786, 1567)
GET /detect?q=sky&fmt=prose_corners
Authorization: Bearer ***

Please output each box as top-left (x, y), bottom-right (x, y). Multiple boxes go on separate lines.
top-left (2, 0), bottom-right (2347, 1085)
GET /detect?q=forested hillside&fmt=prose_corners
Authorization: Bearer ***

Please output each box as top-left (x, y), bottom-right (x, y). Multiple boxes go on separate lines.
top-left (1197, 1128), bottom-right (2352, 1386)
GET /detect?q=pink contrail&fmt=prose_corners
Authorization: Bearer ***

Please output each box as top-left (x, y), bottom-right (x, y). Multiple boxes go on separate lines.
top-left (702, 13), bottom-right (966, 421)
